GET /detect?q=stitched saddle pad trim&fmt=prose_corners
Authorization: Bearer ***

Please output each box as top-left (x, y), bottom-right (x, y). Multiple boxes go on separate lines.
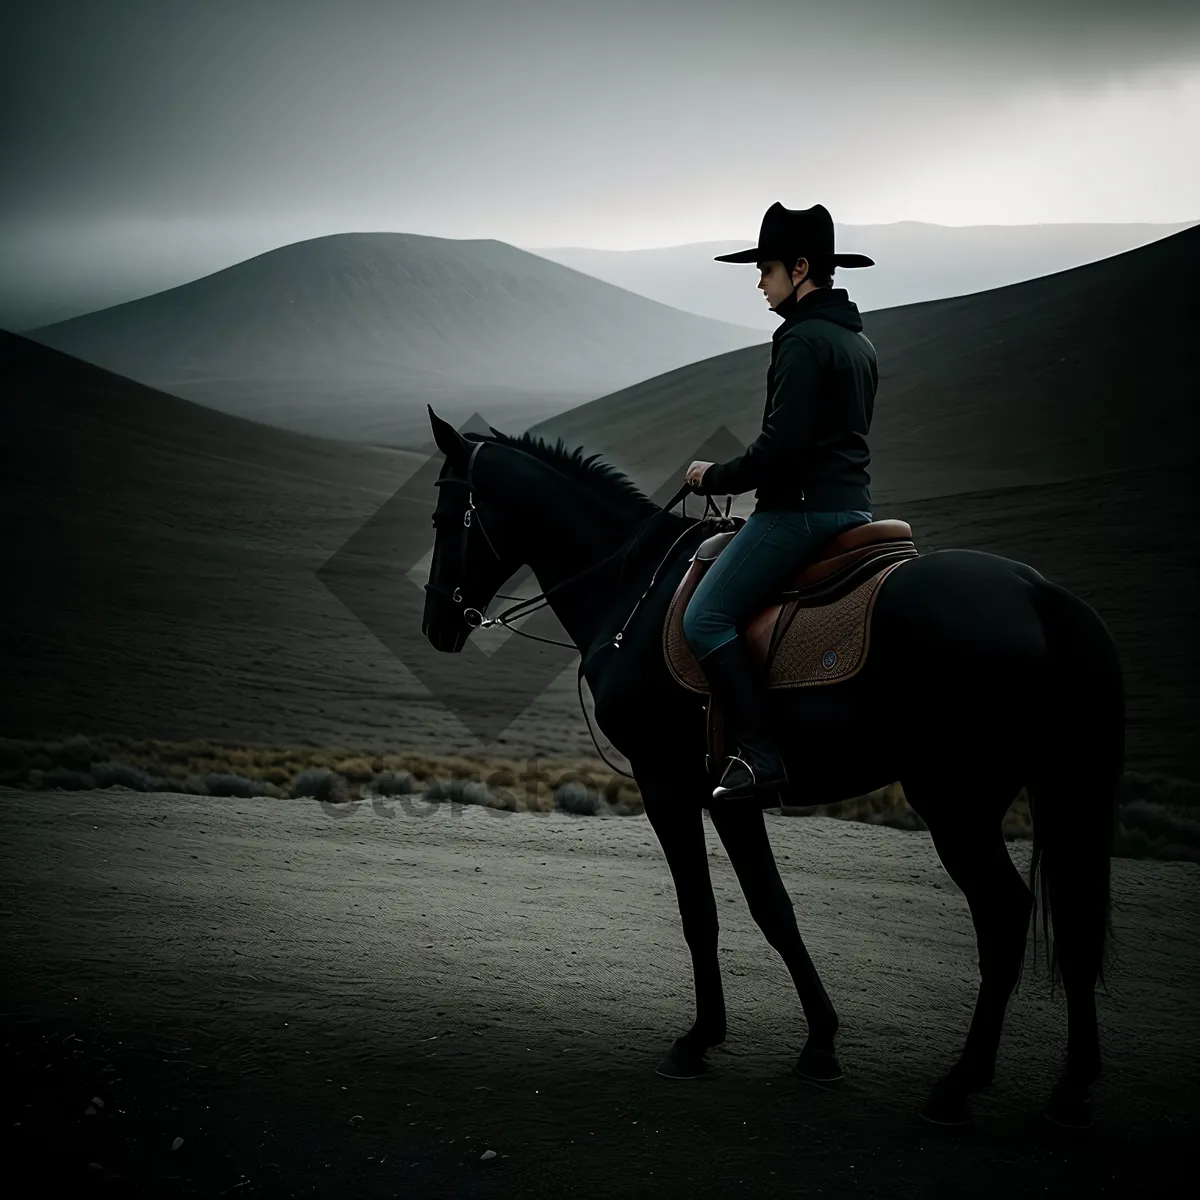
top-left (761, 556), bottom-right (911, 689)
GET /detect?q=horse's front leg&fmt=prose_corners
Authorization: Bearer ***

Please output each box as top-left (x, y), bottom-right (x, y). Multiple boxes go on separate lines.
top-left (638, 769), bottom-right (727, 1078)
top-left (708, 802), bottom-right (843, 1085)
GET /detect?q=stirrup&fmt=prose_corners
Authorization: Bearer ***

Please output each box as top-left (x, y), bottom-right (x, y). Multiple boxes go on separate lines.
top-left (712, 750), bottom-right (787, 801)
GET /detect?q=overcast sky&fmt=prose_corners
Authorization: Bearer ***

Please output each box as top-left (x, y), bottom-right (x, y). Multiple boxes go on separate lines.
top-left (4, 0), bottom-right (1199, 257)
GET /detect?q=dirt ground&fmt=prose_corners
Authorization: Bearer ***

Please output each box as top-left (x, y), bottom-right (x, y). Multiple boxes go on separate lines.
top-left (1, 786), bottom-right (1196, 1198)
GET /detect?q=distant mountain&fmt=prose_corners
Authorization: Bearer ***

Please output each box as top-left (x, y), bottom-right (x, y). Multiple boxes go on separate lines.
top-left (524, 220), bottom-right (1197, 332)
top-left (23, 233), bottom-right (766, 447)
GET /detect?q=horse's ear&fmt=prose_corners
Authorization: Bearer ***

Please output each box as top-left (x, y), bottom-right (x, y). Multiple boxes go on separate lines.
top-left (428, 405), bottom-right (468, 463)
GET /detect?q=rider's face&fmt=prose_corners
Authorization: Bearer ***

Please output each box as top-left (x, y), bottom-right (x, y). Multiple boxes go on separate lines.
top-left (757, 258), bottom-right (809, 307)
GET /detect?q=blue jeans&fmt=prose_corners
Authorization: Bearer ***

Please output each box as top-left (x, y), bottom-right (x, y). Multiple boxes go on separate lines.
top-left (682, 509), bottom-right (874, 661)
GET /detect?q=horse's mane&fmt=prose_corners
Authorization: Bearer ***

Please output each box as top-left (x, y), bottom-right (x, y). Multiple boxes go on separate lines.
top-left (466, 427), bottom-right (661, 521)
top-left (465, 427), bottom-right (685, 581)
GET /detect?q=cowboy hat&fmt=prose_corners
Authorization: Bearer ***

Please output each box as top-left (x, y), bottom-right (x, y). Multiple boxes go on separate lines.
top-left (714, 201), bottom-right (874, 268)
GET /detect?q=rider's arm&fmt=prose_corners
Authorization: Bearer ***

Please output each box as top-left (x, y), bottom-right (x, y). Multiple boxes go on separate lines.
top-left (700, 333), bottom-right (822, 496)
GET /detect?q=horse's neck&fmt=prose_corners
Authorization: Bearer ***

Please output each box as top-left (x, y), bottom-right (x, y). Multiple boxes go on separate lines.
top-left (515, 468), bottom-right (664, 651)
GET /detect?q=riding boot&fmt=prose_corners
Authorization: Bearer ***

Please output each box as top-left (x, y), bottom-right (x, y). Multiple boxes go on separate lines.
top-left (696, 636), bottom-right (790, 804)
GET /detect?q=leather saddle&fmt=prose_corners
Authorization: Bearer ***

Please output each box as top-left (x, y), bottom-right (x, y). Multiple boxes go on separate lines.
top-left (663, 517), bottom-right (920, 779)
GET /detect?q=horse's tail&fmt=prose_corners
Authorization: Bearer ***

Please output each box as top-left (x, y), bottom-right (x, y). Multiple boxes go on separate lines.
top-left (1023, 578), bottom-right (1124, 1000)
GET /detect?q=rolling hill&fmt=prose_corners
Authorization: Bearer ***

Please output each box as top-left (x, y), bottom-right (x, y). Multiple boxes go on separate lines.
top-left (525, 225), bottom-right (1200, 504)
top-left (526, 220), bottom-right (1197, 332)
top-left (22, 232), bottom-right (767, 446)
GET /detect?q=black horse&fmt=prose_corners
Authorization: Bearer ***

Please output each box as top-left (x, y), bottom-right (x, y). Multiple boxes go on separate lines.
top-left (420, 407), bottom-right (1123, 1129)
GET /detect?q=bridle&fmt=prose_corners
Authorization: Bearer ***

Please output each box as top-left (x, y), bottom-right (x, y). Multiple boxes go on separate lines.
top-left (424, 440), bottom-right (506, 627)
top-left (423, 438), bottom-right (734, 777)
top-left (424, 438), bottom-right (731, 651)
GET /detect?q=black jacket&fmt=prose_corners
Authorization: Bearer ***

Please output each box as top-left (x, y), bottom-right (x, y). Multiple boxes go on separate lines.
top-left (699, 287), bottom-right (876, 513)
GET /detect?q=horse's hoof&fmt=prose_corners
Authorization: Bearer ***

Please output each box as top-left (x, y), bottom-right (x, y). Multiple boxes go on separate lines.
top-left (655, 1038), bottom-right (714, 1079)
top-left (793, 1041), bottom-right (843, 1087)
top-left (919, 1080), bottom-right (973, 1127)
top-left (1044, 1083), bottom-right (1094, 1130)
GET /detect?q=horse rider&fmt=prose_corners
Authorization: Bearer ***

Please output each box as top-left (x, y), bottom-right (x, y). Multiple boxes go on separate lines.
top-left (683, 201), bottom-right (878, 804)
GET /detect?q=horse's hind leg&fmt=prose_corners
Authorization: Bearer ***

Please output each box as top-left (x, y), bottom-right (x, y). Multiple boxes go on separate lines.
top-left (1040, 822), bottom-right (1106, 1129)
top-left (906, 780), bottom-right (1033, 1126)
top-left (1041, 911), bottom-right (1103, 1129)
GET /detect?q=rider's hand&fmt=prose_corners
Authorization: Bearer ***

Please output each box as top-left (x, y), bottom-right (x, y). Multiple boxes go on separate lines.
top-left (686, 461), bottom-right (714, 490)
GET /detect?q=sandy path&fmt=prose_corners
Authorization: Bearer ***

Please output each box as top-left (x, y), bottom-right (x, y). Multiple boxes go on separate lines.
top-left (1, 786), bottom-right (1197, 1197)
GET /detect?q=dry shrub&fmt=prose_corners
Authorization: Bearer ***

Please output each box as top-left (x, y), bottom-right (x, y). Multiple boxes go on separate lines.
top-left (555, 782), bottom-right (609, 816)
top-left (56, 734), bottom-right (93, 769)
top-left (334, 757), bottom-right (375, 782)
top-left (35, 767), bottom-right (95, 791)
top-left (291, 768), bottom-right (352, 805)
top-left (91, 761), bottom-right (157, 791)
top-left (373, 770), bottom-right (417, 796)
top-left (203, 773), bottom-right (265, 798)
top-left (486, 763), bottom-right (519, 788)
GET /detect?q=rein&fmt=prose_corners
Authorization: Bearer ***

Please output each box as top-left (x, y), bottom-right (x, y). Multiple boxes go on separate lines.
top-left (424, 439), bottom-right (734, 776)
top-left (426, 439), bottom-right (729, 647)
